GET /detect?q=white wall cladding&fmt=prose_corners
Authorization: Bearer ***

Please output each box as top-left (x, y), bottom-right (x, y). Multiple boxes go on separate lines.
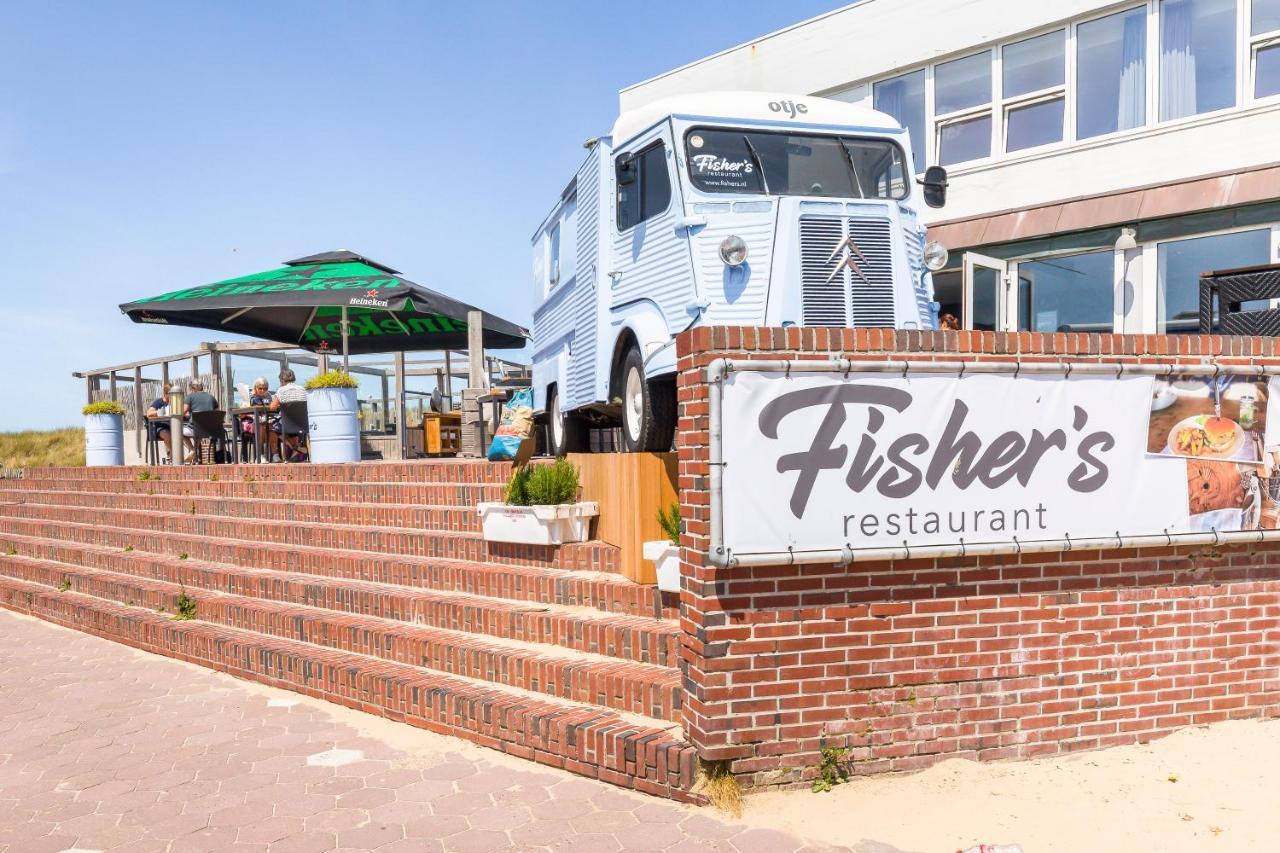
top-left (620, 0), bottom-right (1108, 111)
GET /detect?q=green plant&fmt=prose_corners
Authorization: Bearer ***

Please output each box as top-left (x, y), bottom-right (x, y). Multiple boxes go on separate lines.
top-left (82, 400), bottom-right (126, 416)
top-left (178, 553), bottom-right (188, 560)
top-left (811, 747), bottom-right (849, 793)
top-left (136, 470), bottom-right (156, 481)
top-left (4, 546), bottom-right (15, 556)
top-left (208, 473), bottom-right (219, 482)
top-left (304, 369), bottom-right (359, 390)
top-left (504, 459), bottom-right (580, 506)
top-left (657, 501), bottom-right (680, 545)
top-left (57, 577), bottom-right (71, 592)
top-left (174, 587), bottom-right (197, 620)
top-left (123, 545), bottom-right (133, 552)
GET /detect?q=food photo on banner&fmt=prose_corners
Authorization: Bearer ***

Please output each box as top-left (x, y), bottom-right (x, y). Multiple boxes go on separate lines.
top-left (1145, 373), bottom-right (1280, 533)
top-left (715, 366), bottom-right (1280, 563)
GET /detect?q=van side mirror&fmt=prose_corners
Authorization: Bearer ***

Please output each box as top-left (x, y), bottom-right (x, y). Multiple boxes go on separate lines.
top-left (919, 166), bottom-right (948, 209)
top-left (617, 155), bottom-right (637, 187)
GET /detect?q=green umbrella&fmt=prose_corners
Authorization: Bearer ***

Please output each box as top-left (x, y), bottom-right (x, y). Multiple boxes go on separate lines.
top-left (119, 250), bottom-right (528, 367)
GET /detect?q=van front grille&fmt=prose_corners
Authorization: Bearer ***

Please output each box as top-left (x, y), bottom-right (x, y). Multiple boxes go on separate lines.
top-left (799, 216), bottom-right (895, 327)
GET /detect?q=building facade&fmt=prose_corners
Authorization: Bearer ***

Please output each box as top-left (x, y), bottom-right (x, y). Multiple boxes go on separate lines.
top-left (622, 0), bottom-right (1280, 335)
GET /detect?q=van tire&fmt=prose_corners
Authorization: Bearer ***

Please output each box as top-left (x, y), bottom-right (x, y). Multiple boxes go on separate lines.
top-left (546, 384), bottom-right (585, 457)
top-left (619, 346), bottom-right (675, 453)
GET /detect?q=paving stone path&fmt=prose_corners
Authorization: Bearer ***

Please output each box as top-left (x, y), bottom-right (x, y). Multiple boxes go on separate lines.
top-left (0, 611), bottom-right (833, 852)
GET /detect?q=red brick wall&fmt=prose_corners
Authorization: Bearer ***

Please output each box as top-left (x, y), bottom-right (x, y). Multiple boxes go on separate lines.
top-left (674, 327), bottom-right (1280, 789)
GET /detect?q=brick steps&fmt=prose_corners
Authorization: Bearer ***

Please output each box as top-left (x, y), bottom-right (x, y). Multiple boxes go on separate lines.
top-left (18, 459), bottom-right (513, 484)
top-left (0, 573), bottom-right (699, 801)
top-left (0, 500), bottom-right (617, 573)
top-left (0, 513), bottom-right (661, 619)
top-left (8, 487), bottom-right (485, 534)
top-left (0, 530), bottom-right (678, 666)
top-left (0, 477), bottom-right (509, 508)
top-left (0, 552), bottom-right (681, 721)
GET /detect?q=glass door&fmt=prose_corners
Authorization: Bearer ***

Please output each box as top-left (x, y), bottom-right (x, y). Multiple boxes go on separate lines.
top-left (962, 252), bottom-right (1008, 331)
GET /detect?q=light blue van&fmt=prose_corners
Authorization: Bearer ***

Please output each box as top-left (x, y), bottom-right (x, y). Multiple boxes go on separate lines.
top-left (531, 91), bottom-right (950, 454)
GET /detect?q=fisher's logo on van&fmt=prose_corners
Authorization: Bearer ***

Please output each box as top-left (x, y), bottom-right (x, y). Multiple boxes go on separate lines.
top-left (347, 290), bottom-right (390, 309)
top-left (825, 236), bottom-right (870, 285)
top-left (768, 99), bottom-right (808, 118)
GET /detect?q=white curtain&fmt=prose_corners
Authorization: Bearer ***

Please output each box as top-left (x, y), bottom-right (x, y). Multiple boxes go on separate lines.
top-left (1118, 11), bottom-right (1146, 130)
top-left (1161, 0), bottom-right (1198, 121)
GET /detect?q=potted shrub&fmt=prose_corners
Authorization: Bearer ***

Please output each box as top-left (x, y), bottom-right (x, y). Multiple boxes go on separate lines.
top-left (304, 369), bottom-right (360, 463)
top-left (643, 501), bottom-right (681, 593)
top-left (82, 400), bottom-right (126, 467)
top-left (478, 458), bottom-right (598, 545)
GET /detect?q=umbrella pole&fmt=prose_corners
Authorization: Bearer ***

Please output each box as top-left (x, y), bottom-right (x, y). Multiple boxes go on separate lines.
top-left (341, 306), bottom-right (350, 372)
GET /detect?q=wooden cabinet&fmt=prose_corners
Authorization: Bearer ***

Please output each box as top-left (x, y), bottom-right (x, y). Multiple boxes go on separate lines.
top-left (569, 452), bottom-right (677, 585)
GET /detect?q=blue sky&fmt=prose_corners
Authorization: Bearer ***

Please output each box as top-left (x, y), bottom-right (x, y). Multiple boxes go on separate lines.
top-left (0, 0), bottom-right (841, 430)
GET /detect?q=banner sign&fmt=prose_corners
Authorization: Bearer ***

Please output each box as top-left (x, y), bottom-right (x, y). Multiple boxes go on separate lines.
top-left (717, 367), bottom-right (1280, 562)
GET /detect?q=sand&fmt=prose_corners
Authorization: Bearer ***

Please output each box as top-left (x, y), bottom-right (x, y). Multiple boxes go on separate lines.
top-left (738, 720), bottom-right (1280, 852)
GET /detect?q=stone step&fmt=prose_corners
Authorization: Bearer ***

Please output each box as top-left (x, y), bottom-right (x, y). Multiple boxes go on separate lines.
top-left (0, 529), bottom-right (679, 666)
top-left (0, 501), bottom-right (619, 574)
top-left (8, 487), bottom-right (486, 534)
top-left (0, 573), bottom-right (699, 801)
top-left (0, 553), bottom-right (681, 721)
top-left (16, 459), bottom-right (514, 485)
top-left (0, 477), bottom-right (509, 508)
top-left (0, 515), bottom-right (662, 619)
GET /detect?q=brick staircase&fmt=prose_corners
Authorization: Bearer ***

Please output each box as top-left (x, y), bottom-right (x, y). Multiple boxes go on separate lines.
top-left (0, 461), bottom-right (697, 800)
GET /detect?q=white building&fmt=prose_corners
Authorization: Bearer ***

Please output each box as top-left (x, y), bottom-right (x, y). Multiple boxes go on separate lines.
top-left (622, 0), bottom-right (1280, 334)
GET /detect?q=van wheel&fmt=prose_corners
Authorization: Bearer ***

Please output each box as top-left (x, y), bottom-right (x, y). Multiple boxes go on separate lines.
top-left (546, 385), bottom-right (585, 457)
top-left (619, 346), bottom-right (675, 453)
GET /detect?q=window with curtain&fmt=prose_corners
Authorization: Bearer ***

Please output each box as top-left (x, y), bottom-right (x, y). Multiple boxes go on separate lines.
top-left (935, 51), bottom-right (993, 165)
top-left (1157, 229), bottom-right (1271, 332)
top-left (1077, 7), bottom-right (1147, 139)
top-left (1016, 250), bottom-right (1116, 333)
top-left (873, 70), bottom-right (925, 171)
top-left (1003, 30), bottom-right (1066, 152)
top-left (1252, 0), bottom-right (1280, 98)
top-left (1160, 0), bottom-right (1237, 120)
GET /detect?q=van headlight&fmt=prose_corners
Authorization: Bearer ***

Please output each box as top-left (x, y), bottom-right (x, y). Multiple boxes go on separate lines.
top-left (923, 240), bottom-right (949, 271)
top-left (719, 235), bottom-right (749, 267)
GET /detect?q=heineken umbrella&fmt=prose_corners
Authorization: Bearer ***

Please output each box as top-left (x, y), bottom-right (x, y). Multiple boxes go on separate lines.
top-left (119, 250), bottom-right (528, 364)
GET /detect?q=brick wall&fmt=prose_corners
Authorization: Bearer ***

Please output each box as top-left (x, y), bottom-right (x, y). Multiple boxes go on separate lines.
top-left (674, 327), bottom-right (1280, 789)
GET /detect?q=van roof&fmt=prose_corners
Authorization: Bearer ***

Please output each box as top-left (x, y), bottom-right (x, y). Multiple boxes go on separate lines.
top-left (610, 90), bottom-right (902, 148)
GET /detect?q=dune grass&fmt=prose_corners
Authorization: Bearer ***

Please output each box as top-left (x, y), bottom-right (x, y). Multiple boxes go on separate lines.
top-left (0, 427), bottom-right (85, 470)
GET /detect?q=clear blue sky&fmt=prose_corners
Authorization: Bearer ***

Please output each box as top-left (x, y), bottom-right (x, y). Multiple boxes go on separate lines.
top-left (0, 0), bottom-right (842, 430)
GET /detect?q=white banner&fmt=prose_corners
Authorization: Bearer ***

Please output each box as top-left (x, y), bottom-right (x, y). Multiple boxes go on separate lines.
top-left (719, 369), bottom-right (1199, 559)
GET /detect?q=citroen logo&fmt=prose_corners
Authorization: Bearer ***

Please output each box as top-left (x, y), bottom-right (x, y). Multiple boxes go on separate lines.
top-left (825, 235), bottom-right (870, 284)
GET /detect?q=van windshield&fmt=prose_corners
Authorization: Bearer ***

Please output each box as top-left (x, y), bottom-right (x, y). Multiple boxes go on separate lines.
top-left (684, 128), bottom-right (909, 200)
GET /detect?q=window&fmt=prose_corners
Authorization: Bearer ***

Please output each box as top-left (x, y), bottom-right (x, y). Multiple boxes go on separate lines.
top-left (935, 51), bottom-right (992, 166)
top-left (547, 223), bottom-right (561, 290)
top-left (1016, 250), bottom-right (1116, 333)
top-left (1003, 30), bottom-right (1066, 152)
top-left (1159, 0), bottom-right (1237, 120)
top-left (873, 70), bottom-right (925, 170)
top-left (1252, 0), bottom-right (1280, 97)
top-left (683, 129), bottom-right (909, 199)
top-left (1157, 229), bottom-right (1271, 332)
top-left (1077, 7), bottom-right (1147, 139)
top-left (616, 143), bottom-right (671, 231)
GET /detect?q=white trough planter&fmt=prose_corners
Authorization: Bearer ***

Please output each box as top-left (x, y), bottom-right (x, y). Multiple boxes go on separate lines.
top-left (477, 502), bottom-right (598, 546)
top-left (643, 540), bottom-right (681, 593)
top-left (84, 413), bottom-right (124, 467)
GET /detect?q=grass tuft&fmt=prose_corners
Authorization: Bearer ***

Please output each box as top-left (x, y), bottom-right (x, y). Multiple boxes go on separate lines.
top-left (698, 760), bottom-right (742, 817)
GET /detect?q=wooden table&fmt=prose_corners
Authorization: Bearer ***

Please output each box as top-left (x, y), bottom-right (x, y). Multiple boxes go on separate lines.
top-left (421, 412), bottom-right (462, 456)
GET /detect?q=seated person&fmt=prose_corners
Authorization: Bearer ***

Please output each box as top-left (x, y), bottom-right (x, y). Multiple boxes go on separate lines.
top-left (145, 383), bottom-right (174, 462)
top-left (240, 377), bottom-right (281, 462)
top-left (181, 380), bottom-right (220, 461)
top-left (270, 368), bottom-right (309, 462)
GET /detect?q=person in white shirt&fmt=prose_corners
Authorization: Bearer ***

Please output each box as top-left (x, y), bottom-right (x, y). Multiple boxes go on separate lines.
top-left (269, 369), bottom-right (309, 461)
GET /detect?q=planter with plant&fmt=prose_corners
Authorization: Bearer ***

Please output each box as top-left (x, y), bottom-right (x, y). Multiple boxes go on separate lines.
top-left (304, 369), bottom-right (360, 463)
top-left (643, 501), bottom-right (681, 592)
top-left (82, 400), bottom-right (126, 467)
top-left (477, 458), bottom-right (598, 545)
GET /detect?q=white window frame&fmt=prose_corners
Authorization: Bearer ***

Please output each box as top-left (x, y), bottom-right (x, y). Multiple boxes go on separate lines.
top-left (1000, 29), bottom-right (1068, 155)
top-left (932, 49), bottom-right (995, 168)
top-left (1248, 0), bottom-right (1280, 101)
